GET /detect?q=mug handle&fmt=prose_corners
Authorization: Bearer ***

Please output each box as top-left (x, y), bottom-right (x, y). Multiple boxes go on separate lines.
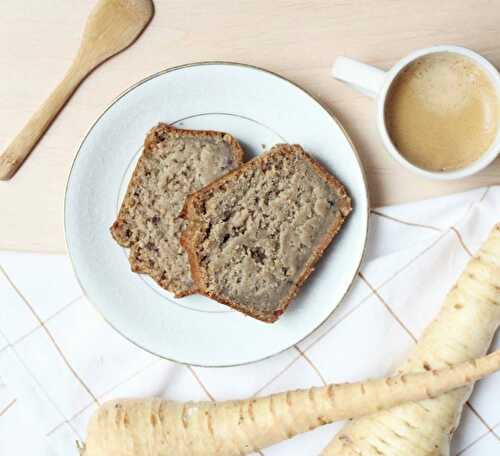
top-left (332, 57), bottom-right (387, 98)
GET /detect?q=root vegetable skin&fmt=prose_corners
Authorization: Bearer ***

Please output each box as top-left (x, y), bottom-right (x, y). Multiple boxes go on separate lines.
top-left (82, 351), bottom-right (500, 456)
top-left (324, 224), bottom-right (500, 456)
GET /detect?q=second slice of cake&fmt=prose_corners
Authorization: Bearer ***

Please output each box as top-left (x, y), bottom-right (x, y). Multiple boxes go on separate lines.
top-left (181, 144), bottom-right (352, 322)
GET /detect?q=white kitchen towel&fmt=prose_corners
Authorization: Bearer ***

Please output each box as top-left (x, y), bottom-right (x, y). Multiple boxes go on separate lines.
top-left (1, 186), bottom-right (499, 456)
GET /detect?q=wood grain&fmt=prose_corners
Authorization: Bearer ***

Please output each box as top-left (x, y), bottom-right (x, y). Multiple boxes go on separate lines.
top-left (0, 0), bottom-right (153, 180)
top-left (0, 0), bottom-right (499, 252)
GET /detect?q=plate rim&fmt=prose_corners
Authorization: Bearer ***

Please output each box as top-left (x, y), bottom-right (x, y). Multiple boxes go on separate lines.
top-left (64, 60), bottom-right (371, 367)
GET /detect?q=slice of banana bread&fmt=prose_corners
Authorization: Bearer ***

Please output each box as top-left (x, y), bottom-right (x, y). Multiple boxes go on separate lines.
top-left (181, 144), bottom-right (352, 322)
top-left (111, 123), bottom-right (244, 297)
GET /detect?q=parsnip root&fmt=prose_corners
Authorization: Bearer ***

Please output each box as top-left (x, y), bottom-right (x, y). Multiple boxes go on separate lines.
top-left (323, 223), bottom-right (500, 456)
top-left (82, 350), bottom-right (500, 456)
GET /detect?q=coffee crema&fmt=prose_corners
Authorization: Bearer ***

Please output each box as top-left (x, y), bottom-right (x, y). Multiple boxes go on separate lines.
top-left (385, 52), bottom-right (499, 172)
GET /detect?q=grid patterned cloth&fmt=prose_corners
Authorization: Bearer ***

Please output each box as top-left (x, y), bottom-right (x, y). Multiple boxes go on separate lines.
top-left (1, 186), bottom-right (499, 455)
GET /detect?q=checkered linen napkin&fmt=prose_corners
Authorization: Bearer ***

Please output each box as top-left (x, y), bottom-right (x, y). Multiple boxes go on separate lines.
top-left (1, 186), bottom-right (499, 456)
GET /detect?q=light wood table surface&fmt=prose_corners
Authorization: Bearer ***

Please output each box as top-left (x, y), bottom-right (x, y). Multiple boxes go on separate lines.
top-left (1, 0), bottom-right (499, 253)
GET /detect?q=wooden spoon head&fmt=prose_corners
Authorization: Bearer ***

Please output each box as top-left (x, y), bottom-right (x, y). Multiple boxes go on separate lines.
top-left (79, 0), bottom-right (154, 66)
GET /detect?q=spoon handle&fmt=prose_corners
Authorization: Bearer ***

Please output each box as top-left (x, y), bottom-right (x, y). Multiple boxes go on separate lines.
top-left (0, 61), bottom-right (91, 180)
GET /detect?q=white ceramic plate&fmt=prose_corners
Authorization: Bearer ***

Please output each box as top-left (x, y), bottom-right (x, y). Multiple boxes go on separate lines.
top-left (65, 62), bottom-right (368, 367)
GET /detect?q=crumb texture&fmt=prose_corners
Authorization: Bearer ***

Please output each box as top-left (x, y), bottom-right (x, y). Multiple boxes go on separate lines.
top-left (186, 144), bottom-right (351, 321)
top-left (111, 124), bottom-right (243, 296)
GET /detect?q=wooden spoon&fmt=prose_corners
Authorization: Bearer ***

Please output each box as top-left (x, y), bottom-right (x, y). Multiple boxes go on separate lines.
top-left (0, 0), bottom-right (154, 180)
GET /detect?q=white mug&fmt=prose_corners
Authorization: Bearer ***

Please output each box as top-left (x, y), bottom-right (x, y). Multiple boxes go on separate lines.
top-left (332, 45), bottom-right (500, 180)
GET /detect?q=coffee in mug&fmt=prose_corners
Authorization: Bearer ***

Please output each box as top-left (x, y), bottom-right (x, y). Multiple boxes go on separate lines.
top-left (384, 52), bottom-right (499, 172)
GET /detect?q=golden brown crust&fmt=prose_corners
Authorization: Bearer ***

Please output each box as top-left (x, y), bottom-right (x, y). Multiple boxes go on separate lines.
top-left (181, 144), bottom-right (352, 322)
top-left (179, 204), bottom-right (206, 294)
top-left (111, 123), bottom-right (245, 297)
